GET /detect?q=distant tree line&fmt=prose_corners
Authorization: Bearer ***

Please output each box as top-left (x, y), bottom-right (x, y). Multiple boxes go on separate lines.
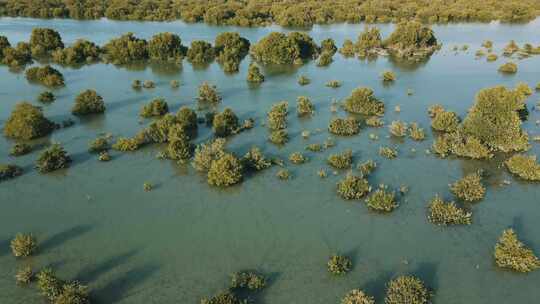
top-left (0, 0), bottom-right (538, 26)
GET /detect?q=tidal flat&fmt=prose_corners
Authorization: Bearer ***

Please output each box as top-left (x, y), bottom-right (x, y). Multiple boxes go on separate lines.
top-left (1, 17), bottom-right (540, 303)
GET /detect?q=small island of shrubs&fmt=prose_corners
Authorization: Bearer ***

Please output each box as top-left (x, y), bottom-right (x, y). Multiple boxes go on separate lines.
top-left (25, 65), bottom-right (65, 87)
top-left (494, 229), bottom-right (540, 273)
top-left (4, 102), bottom-right (55, 140)
top-left (72, 89), bottom-right (105, 115)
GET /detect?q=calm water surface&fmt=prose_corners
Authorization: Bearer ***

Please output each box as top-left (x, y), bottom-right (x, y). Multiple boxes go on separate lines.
top-left (1, 18), bottom-right (540, 304)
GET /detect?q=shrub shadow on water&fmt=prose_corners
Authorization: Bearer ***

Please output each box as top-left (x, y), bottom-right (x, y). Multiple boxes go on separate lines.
top-left (106, 96), bottom-right (147, 113)
top-left (76, 249), bottom-right (140, 283)
top-left (362, 270), bottom-right (394, 301)
top-left (0, 239), bottom-right (10, 256)
top-left (93, 263), bottom-right (159, 304)
top-left (40, 224), bottom-right (93, 253)
top-left (411, 262), bottom-right (439, 292)
top-left (512, 215), bottom-right (539, 252)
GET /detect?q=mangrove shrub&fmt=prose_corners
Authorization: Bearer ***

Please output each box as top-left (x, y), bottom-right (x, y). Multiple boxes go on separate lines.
top-left (72, 89), bottom-right (105, 115)
top-left (140, 98), bottom-right (169, 118)
top-left (494, 229), bottom-right (540, 273)
top-left (3, 102), bottom-right (55, 140)
top-left (35, 143), bottom-right (71, 173)
top-left (344, 87), bottom-right (384, 116)
top-left (25, 65), bottom-right (65, 87)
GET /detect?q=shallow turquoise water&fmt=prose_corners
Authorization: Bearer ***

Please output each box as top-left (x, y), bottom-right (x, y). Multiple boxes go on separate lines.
top-left (1, 18), bottom-right (540, 304)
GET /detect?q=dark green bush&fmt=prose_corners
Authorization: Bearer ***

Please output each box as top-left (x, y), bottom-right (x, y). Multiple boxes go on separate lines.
top-left (207, 153), bottom-right (243, 187)
top-left (246, 63), bottom-right (264, 83)
top-left (365, 187), bottom-right (397, 212)
top-left (54, 281), bottom-right (90, 304)
top-left (339, 39), bottom-right (356, 57)
top-left (193, 138), bottom-right (226, 172)
top-left (356, 27), bottom-right (383, 56)
top-left (15, 266), bottom-right (33, 285)
top-left (327, 255), bottom-right (352, 275)
top-left (215, 32), bottom-right (250, 72)
top-left (167, 125), bottom-right (193, 161)
top-left (36, 268), bottom-right (62, 301)
top-left (38, 91), bottom-right (56, 103)
top-left (187, 40), bottom-right (215, 64)
top-left (175, 106), bottom-right (198, 139)
top-left (3, 102), bottom-right (55, 140)
top-left (267, 101), bottom-right (288, 130)
top-left (213, 108), bottom-right (240, 137)
top-left (35, 143), bottom-right (71, 173)
top-left (200, 290), bottom-right (240, 304)
top-left (52, 39), bottom-right (101, 65)
top-left (383, 21), bottom-right (438, 59)
top-left (72, 89), bottom-right (105, 115)
top-left (9, 143), bottom-right (31, 156)
top-left (29, 28), bottom-right (64, 57)
top-left (242, 147), bottom-right (272, 171)
top-left (431, 109), bottom-right (460, 132)
top-left (385, 275), bottom-right (430, 304)
top-left (103, 33), bottom-right (148, 64)
top-left (2, 42), bottom-right (33, 67)
top-left (296, 96), bottom-right (314, 117)
top-left (88, 137), bottom-right (109, 153)
top-left (140, 98), bottom-right (169, 118)
top-left (297, 75), bottom-right (310, 85)
top-left (343, 87), bottom-right (384, 116)
top-left (230, 272), bottom-right (266, 290)
top-left (25, 65), bottom-right (65, 87)
top-left (148, 32), bottom-right (186, 61)
top-left (317, 51), bottom-right (333, 66)
top-left (197, 82), bottom-right (222, 104)
top-left (250, 31), bottom-right (319, 65)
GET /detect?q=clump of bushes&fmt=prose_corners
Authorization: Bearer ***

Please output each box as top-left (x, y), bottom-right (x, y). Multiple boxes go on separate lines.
top-left (337, 173), bottom-right (371, 200)
top-left (1, 42), bottom-right (32, 68)
top-left (365, 187), bottom-right (397, 212)
top-left (197, 82), bottom-right (222, 104)
top-left (296, 96), bottom-right (314, 117)
top-left (328, 150), bottom-right (353, 169)
top-left (170, 80), bottom-right (180, 88)
top-left (52, 39), bottom-right (101, 65)
top-left (389, 121), bottom-right (407, 137)
top-left (54, 281), bottom-right (90, 304)
top-left (193, 138), bottom-right (226, 172)
top-left (25, 65), bottom-right (65, 87)
top-left (0, 164), bottom-right (22, 181)
top-left (494, 229), bottom-right (540, 273)
top-left (72, 89), bottom-right (106, 115)
top-left (98, 151), bottom-right (111, 161)
top-left (132, 79), bottom-right (142, 90)
top-left (432, 131), bottom-right (492, 159)
top-left (215, 32), bottom-right (250, 72)
top-left (450, 172), bottom-right (485, 202)
top-left (379, 146), bottom-right (397, 159)
top-left (498, 62), bottom-right (517, 74)
top-left (487, 53), bottom-right (498, 62)
top-left (148, 32), bottom-right (186, 61)
top-left (230, 272), bottom-right (266, 290)
top-left (327, 255), bottom-right (352, 275)
top-left (430, 108), bottom-right (460, 132)
top-left (38, 91), bottom-right (55, 103)
top-left (317, 51), bottom-right (333, 66)
top-left (356, 27), bottom-right (383, 56)
top-left (328, 117), bottom-right (360, 136)
top-left (250, 31), bottom-right (319, 65)
top-left (36, 268), bottom-right (62, 301)
top-left (187, 40), bottom-right (215, 64)
top-left (298, 75), bottom-right (310, 85)
top-left (200, 290), bottom-right (240, 304)
top-left (29, 28), bottom-right (64, 57)
top-left (267, 101), bottom-right (288, 130)
top-left (4, 102), bottom-right (55, 140)
top-left (383, 21), bottom-right (438, 59)
top-left (176, 107), bottom-right (198, 139)
top-left (10, 143), bottom-right (31, 156)
top-left (103, 33), bottom-right (148, 64)
top-left (35, 143), bottom-right (71, 173)
top-left (341, 289), bottom-right (375, 304)
top-left (167, 125), bottom-right (193, 161)
top-left (505, 154), bottom-right (540, 181)
top-left (321, 38), bottom-right (337, 55)
top-left (269, 129), bottom-right (289, 145)
top-left (10, 233), bottom-right (37, 257)
top-left (207, 153), bottom-right (243, 187)
top-left (427, 196), bottom-right (472, 226)
top-left (366, 116), bottom-right (384, 127)
top-left (384, 275), bottom-right (430, 304)
top-left (344, 87), bottom-right (384, 116)
top-left (462, 85), bottom-right (529, 153)
top-left (143, 80), bottom-right (155, 89)
top-left (113, 136), bottom-right (143, 151)
top-left (213, 108), bottom-right (239, 137)
top-left (140, 98), bottom-right (169, 118)
top-left (246, 63), bottom-right (264, 83)
top-left (358, 160), bottom-right (377, 177)
top-left (242, 147), bottom-right (272, 171)
top-left (276, 168), bottom-right (291, 180)
top-left (381, 70), bottom-right (396, 82)
top-left (15, 266), bottom-right (33, 285)
top-left (339, 39), bottom-right (356, 57)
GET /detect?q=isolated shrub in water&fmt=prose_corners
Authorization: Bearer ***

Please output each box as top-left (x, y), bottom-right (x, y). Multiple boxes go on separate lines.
top-left (10, 143), bottom-right (31, 156)
top-left (230, 272), bottom-right (266, 290)
top-left (296, 96), bottom-right (314, 117)
top-left (317, 51), bottom-right (333, 66)
top-left (54, 281), bottom-right (90, 304)
top-left (450, 172), bottom-right (485, 202)
top-left (25, 65), bottom-right (65, 87)
top-left (213, 108), bottom-right (240, 137)
top-left (142, 80), bottom-right (155, 89)
top-left (328, 117), bottom-right (360, 136)
top-left (38, 91), bottom-right (56, 103)
top-left (384, 275), bottom-right (430, 304)
top-left (207, 153), bottom-right (243, 187)
top-left (269, 129), bottom-right (289, 145)
top-left (328, 255), bottom-right (352, 275)
top-left (379, 146), bottom-right (397, 159)
top-left (187, 40), bottom-right (215, 64)
top-left (339, 39), bottom-right (356, 57)
top-left (88, 137), bottom-right (108, 153)
top-left (10, 233), bottom-right (37, 257)
top-left (140, 98), bottom-right (169, 118)
top-left (342, 289), bottom-right (375, 304)
top-left (505, 154), bottom-right (540, 181)
top-left (337, 173), bottom-right (370, 200)
top-left (358, 160), bottom-right (377, 177)
top-left (344, 87), bottom-right (384, 116)
top-left (494, 229), bottom-right (540, 273)
top-left (246, 63), bottom-right (264, 83)
top-left (267, 101), bottom-right (288, 130)
top-left (4, 102), bottom-right (55, 140)
top-left (215, 32), bottom-right (250, 72)
top-left (427, 196), bottom-right (472, 226)
top-left (383, 21), bottom-right (438, 58)
top-left (328, 150), bottom-right (353, 169)
top-left (326, 80), bottom-right (341, 88)
top-left (176, 107), bottom-right (198, 139)
top-left (29, 28), bottom-right (64, 57)
top-left (0, 164), bottom-right (22, 182)
top-left (15, 266), bottom-right (33, 285)
top-left (389, 121), bottom-right (407, 137)
top-left (321, 38), bottom-right (337, 55)
top-left (498, 62), bottom-right (517, 74)
top-left (289, 152), bottom-right (307, 164)
top-left (486, 53), bottom-right (498, 62)
top-left (365, 187), bottom-right (397, 212)
top-left (298, 75), bottom-right (310, 85)
top-left (408, 123), bottom-right (425, 141)
top-left (250, 31), bottom-right (319, 65)
top-left (35, 144), bottom-right (72, 173)
top-left (148, 32), bottom-right (186, 61)
top-left (72, 89), bottom-right (105, 115)
top-left (200, 290), bottom-right (240, 304)
top-left (381, 71), bottom-right (396, 82)
top-left (197, 82), bottom-right (222, 104)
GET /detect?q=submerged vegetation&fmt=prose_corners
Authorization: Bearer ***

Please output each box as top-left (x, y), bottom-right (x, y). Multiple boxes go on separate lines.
top-left (140, 98), bottom-right (169, 118)
top-left (428, 196), bottom-right (472, 226)
top-left (450, 172), bottom-right (485, 202)
top-left (505, 154), bottom-right (540, 181)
